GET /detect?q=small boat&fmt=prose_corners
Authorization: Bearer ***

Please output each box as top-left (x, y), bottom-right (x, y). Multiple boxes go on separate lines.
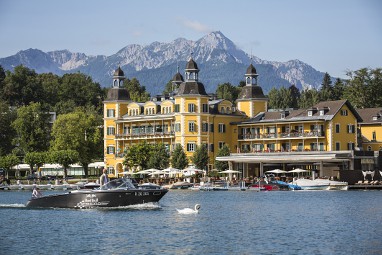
top-left (292, 178), bottom-right (348, 190)
top-left (25, 177), bottom-right (168, 209)
top-left (199, 181), bottom-right (229, 191)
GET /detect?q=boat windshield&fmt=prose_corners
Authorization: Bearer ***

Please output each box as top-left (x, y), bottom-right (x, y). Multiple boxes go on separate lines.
top-left (100, 178), bottom-right (136, 190)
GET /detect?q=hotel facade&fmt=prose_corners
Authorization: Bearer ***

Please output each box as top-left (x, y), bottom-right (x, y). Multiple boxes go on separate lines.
top-left (103, 59), bottom-right (380, 181)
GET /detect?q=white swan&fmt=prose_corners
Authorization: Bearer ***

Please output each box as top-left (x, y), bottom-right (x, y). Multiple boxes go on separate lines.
top-left (176, 204), bottom-right (201, 214)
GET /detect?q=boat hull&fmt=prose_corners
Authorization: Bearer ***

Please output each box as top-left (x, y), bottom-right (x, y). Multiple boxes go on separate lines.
top-left (26, 189), bottom-right (168, 209)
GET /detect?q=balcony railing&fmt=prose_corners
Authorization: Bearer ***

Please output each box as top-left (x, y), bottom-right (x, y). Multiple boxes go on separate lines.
top-left (238, 131), bottom-right (325, 140)
top-left (115, 131), bottom-right (175, 139)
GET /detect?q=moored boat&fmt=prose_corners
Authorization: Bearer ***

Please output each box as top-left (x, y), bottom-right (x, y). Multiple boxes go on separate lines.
top-left (292, 178), bottom-right (348, 190)
top-left (25, 177), bottom-right (168, 209)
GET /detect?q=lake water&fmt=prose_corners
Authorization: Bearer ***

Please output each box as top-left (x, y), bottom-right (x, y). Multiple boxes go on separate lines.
top-left (0, 189), bottom-right (381, 255)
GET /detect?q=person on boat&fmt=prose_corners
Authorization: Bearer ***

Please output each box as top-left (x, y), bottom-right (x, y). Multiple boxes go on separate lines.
top-left (32, 187), bottom-right (42, 198)
top-left (100, 168), bottom-right (109, 186)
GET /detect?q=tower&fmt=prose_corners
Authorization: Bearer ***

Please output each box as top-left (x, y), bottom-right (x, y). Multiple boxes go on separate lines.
top-left (236, 63), bottom-right (268, 118)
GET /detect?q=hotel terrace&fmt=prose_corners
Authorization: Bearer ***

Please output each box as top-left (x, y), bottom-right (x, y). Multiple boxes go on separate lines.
top-left (103, 59), bottom-right (381, 182)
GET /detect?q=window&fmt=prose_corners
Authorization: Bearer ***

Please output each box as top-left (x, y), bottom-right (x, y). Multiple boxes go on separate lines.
top-left (373, 131), bottom-right (377, 141)
top-left (189, 122), bottom-right (195, 132)
top-left (319, 110), bottom-right (324, 116)
top-left (310, 143), bottom-right (317, 151)
top-left (174, 104), bottom-right (180, 112)
top-left (335, 142), bottom-right (340, 151)
top-left (202, 122), bottom-right (208, 132)
top-left (107, 109), bottom-right (115, 117)
top-left (202, 104), bottom-right (209, 113)
top-left (297, 143), bottom-right (303, 151)
top-left (341, 109), bottom-right (348, 116)
top-left (319, 142), bottom-right (324, 151)
top-left (107, 127), bottom-right (115, 135)
top-left (335, 124), bottom-right (340, 133)
top-left (347, 142), bottom-right (355, 150)
top-left (210, 124), bottom-right (214, 133)
top-left (347, 124), bottom-right (355, 133)
top-left (220, 107), bottom-right (225, 114)
top-left (218, 142), bottom-right (225, 149)
top-left (107, 146), bottom-right (115, 154)
top-left (187, 143), bottom-right (196, 152)
top-left (218, 123), bottom-right (226, 133)
top-left (368, 145), bottom-right (372, 151)
top-left (210, 144), bottom-right (214, 152)
top-left (175, 123), bottom-right (181, 132)
top-left (188, 103), bottom-right (195, 112)
top-left (308, 110), bottom-right (313, 117)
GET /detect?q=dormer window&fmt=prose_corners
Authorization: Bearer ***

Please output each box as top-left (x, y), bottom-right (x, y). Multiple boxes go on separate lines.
top-left (319, 110), bottom-right (324, 116)
top-left (373, 116), bottom-right (378, 121)
top-left (281, 113), bottom-right (286, 119)
top-left (308, 110), bottom-right (313, 117)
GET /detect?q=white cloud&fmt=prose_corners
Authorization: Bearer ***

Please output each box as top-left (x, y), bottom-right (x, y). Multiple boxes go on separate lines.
top-left (177, 17), bottom-right (213, 33)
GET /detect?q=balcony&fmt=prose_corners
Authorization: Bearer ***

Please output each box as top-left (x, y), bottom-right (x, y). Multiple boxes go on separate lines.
top-left (115, 131), bottom-right (175, 140)
top-left (238, 131), bottom-right (325, 140)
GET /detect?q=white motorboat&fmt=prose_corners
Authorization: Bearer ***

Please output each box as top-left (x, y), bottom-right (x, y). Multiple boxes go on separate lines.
top-left (292, 178), bottom-right (348, 190)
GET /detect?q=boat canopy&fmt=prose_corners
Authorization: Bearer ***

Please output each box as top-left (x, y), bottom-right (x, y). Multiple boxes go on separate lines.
top-left (100, 178), bottom-right (136, 190)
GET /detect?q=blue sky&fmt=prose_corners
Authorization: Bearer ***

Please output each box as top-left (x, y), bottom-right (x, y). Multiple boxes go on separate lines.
top-left (0, 0), bottom-right (381, 78)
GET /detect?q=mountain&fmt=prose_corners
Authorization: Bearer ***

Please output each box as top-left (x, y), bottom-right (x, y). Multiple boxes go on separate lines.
top-left (0, 31), bottom-right (325, 95)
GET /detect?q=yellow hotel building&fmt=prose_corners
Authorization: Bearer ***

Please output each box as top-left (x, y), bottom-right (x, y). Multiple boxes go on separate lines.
top-left (103, 59), bottom-right (378, 182)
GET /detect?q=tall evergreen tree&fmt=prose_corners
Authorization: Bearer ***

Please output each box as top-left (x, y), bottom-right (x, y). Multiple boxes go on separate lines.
top-left (190, 144), bottom-right (209, 170)
top-left (215, 144), bottom-right (230, 171)
top-left (298, 88), bottom-right (320, 109)
top-left (319, 72), bottom-right (334, 101)
top-left (289, 84), bottom-right (300, 108)
top-left (147, 143), bottom-right (170, 169)
top-left (170, 144), bottom-right (188, 170)
top-left (332, 78), bottom-right (345, 100)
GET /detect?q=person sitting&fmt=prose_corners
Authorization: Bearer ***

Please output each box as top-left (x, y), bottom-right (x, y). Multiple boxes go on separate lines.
top-left (32, 187), bottom-right (42, 198)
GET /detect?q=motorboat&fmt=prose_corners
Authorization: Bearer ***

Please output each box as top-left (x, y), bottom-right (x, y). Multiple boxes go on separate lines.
top-left (248, 181), bottom-right (291, 191)
top-left (25, 177), bottom-right (168, 209)
top-left (292, 178), bottom-right (348, 190)
top-left (199, 180), bottom-right (229, 191)
top-left (248, 174), bottom-right (294, 191)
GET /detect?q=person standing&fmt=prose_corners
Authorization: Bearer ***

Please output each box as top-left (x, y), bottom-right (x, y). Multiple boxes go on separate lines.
top-left (100, 168), bottom-right (109, 186)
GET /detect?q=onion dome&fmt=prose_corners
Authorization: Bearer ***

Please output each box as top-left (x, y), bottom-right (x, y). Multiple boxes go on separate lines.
top-left (113, 66), bottom-right (124, 77)
top-left (246, 64), bottom-right (258, 76)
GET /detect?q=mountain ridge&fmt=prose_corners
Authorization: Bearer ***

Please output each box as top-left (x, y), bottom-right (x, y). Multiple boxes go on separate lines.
top-left (0, 31), bottom-right (325, 95)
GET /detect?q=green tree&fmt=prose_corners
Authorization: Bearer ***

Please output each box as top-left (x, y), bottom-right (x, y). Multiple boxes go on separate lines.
top-left (215, 144), bottom-right (230, 171)
top-left (298, 88), bottom-right (320, 109)
top-left (48, 150), bottom-right (79, 178)
top-left (163, 80), bottom-right (177, 95)
top-left (216, 82), bottom-right (240, 102)
top-left (319, 72), bottom-right (334, 101)
top-left (170, 144), bottom-right (188, 170)
top-left (190, 144), bottom-right (209, 170)
top-left (268, 87), bottom-right (292, 109)
top-left (289, 84), bottom-right (300, 108)
top-left (59, 73), bottom-right (104, 114)
top-left (123, 142), bottom-right (152, 171)
top-left (24, 151), bottom-right (48, 175)
top-left (147, 143), bottom-right (170, 169)
top-left (50, 108), bottom-right (103, 177)
top-left (1, 65), bottom-right (43, 106)
top-left (0, 154), bottom-right (19, 178)
top-left (11, 102), bottom-right (52, 155)
top-left (332, 78), bottom-right (345, 100)
top-left (124, 78), bottom-right (150, 102)
top-left (0, 102), bottom-right (17, 156)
